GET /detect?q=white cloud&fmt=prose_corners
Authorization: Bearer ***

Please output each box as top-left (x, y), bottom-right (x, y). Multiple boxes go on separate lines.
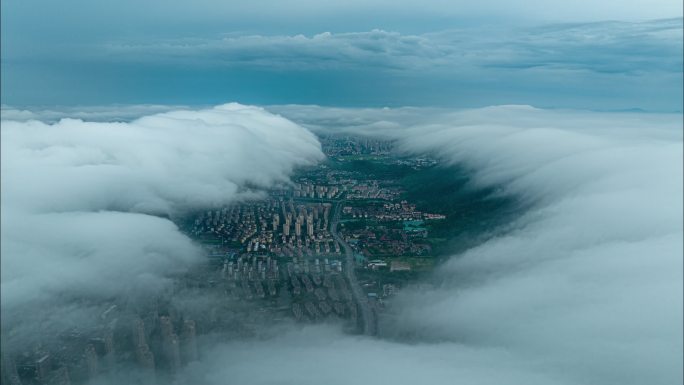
top-left (2, 103), bottom-right (323, 214)
top-left (259, 105), bottom-right (682, 385)
top-left (385, 107), bottom-right (683, 385)
top-left (0, 103), bottom-right (324, 349)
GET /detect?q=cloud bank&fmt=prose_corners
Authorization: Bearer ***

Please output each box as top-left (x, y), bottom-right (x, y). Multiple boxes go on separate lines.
top-left (0, 103), bottom-right (323, 350)
top-left (206, 104), bottom-right (680, 385)
top-left (382, 106), bottom-right (683, 385)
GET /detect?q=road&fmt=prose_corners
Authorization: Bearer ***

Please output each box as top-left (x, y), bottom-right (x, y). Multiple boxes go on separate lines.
top-left (330, 201), bottom-right (377, 336)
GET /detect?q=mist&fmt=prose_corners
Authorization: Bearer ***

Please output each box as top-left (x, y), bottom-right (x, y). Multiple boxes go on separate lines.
top-left (1, 103), bottom-right (324, 354)
top-left (1, 103), bottom-right (681, 385)
top-left (382, 106), bottom-right (683, 385)
top-left (202, 104), bottom-right (679, 385)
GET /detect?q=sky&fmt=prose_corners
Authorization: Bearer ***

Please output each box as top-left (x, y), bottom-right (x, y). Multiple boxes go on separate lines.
top-left (1, 0), bottom-right (682, 110)
top-left (1, 1), bottom-right (683, 385)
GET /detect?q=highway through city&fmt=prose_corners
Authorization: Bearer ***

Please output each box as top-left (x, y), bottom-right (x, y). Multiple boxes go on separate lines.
top-left (331, 201), bottom-right (377, 336)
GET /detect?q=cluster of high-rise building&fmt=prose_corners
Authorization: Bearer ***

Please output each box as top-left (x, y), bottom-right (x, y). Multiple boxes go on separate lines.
top-left (129, 313), bottom-right (197, 382)
top-left (2, 310), bottom-right (117, 385)
top-left (220, 255), bottom-right (280, 299)
top-left (293, 182), bottom-right (341, 199)
top-left (192, 199), bottom-right (342, 259)
top-left (214, 251), bottom-right (357, 326)
top-left (1, 303), bottom-right (199, 385)
top-left (285, 259), bottom-right (356, 323)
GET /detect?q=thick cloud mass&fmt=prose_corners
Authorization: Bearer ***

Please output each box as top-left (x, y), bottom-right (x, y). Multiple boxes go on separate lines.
top-left (3, 103), bottom-right (323, 215)
top-left (2, 103), bottom-right (681, 385)
top-left (1, 103), bottom-right (323, 347)
top-left (252, 105), bottom-right (680, 385)
top-left (383, 107), bottom-right (683, 385)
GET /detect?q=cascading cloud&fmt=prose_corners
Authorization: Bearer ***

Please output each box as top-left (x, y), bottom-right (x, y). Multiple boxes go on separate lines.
top-left (0, 103), bottom-right (324, 349)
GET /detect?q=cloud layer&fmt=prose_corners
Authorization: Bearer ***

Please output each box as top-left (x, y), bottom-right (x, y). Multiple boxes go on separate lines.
top-left (383, 106), bottom-right (683, 385)
top-left (2, 103), bottom-right (680, 385)
top-left (1, 103), bottom-right (323, 349)
top-left (255, 105), bottom-right (682, 385)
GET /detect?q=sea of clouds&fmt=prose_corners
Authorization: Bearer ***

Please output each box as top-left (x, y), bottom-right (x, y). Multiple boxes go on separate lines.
top-left (0, 103), bottom-right (323, 350)
top-left (266, 104), bottom-right (683, 385)
top-left (1, 103), bottom-right (681, 385)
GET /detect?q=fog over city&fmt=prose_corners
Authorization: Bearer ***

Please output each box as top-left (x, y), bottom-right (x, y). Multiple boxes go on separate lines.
top-left (1, 104), bottom-right (323, 349)
top-left (1, 0), bottom-right (682, 384)
top-left (2, 103), bottom-right (681, 384)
